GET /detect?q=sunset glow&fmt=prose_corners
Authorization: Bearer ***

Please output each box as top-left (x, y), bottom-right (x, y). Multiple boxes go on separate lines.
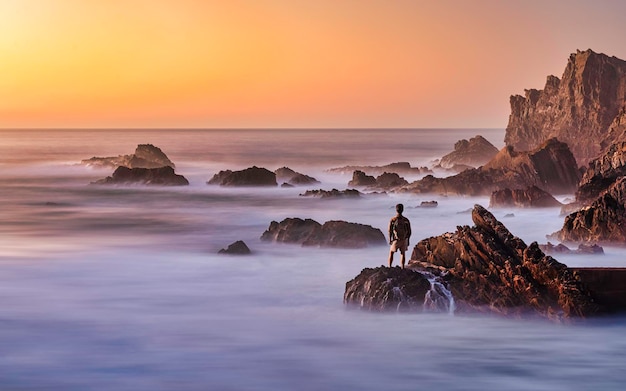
top-left (2, 0), bottom-right (625, 128)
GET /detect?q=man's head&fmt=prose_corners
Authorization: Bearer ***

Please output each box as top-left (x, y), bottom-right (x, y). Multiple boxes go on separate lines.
top-left (396, 203), bottom-right (404, 214)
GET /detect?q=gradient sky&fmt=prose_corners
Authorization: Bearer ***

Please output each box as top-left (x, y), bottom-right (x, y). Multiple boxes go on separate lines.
top-left (1, 0), bottom-right (626, 129)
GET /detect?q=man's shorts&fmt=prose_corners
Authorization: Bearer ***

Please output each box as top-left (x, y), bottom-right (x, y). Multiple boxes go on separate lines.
top-left (390, 239), bottom-right (408, 253)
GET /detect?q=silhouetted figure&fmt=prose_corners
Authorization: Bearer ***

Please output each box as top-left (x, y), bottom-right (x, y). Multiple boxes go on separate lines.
top-left (388, 203), bottom-right (411, 268)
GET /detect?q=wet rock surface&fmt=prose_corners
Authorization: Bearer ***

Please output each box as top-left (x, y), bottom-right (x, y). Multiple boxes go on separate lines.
top-left (261, 218), bottom-right (386, 248)
top-left (92, 166), bottom-right (189, 186)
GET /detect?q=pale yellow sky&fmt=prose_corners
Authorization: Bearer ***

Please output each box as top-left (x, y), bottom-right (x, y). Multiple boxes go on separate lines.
top-left (1, 0), bottom-right (625, 128)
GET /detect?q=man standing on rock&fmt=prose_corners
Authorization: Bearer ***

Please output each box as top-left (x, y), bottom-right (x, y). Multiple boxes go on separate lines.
top-left (388, 203), bottom-right (411, 269)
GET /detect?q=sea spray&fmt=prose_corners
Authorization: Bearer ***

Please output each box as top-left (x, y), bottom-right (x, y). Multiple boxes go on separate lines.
top-left (422, 272), bottom-right (456, 314)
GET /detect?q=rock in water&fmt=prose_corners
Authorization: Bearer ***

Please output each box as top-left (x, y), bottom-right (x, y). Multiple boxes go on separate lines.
top-left (439, 135), bottom-right (499, 169)
top-left (408, 205), bottom-right (600, 320)
top-left (403, 138), bottom-right (580, 196)
top-left (348, 170), bottom-right (377, 187)
top-left (207, 166), bottom-right (277, 187)
top-left (554, 176), bottom-right (626, 244)
top-left (576, 141), bottom-right (626, 204)
top-left (489, 186), bottom-right (563, 208)
top-left (260, 218), bottom-right (386, 248)
top-left (505, 49), bottom-right (626, 165)
top-left (92, 166), bottom-right (189, 186)
top-left (218, 240), bottom-right (251, 255)
top-left (82, 144), bottom-right (176, 169)
top-left (274, 167), bottom-right (320, 186)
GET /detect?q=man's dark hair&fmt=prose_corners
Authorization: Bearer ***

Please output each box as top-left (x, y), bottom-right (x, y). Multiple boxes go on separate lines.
top-left (396, 203), bottom-right (404, 214)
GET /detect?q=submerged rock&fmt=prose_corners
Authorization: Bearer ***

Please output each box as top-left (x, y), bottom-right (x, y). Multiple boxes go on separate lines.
top-left (208, 166), bottom-right (277, 187)
top-left (505, 49), bottom-right (626, 165)
top-left (92, 166), bottom-right (189, 186)
top-left (82, 144), bottom-right (176, 169)
top-left (439, 135), bottom-right (499, 169)
top-left (260, 218), bottom-right (386, 248)
top-left (489, 186), bottom-right (563, 208)
top-left (275, 167), bottom-right (320, 186)
top-left (218, 240), bottom-right (252, 255)
top-left (300, 189), bottom-right (362, 198)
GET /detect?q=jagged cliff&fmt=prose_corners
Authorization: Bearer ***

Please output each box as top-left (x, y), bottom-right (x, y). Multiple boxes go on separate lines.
top-left (505, 49), bottom-right (626, 165)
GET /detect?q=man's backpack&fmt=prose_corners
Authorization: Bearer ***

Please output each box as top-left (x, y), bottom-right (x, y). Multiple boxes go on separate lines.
top-left (392, 216), bottom-right (409, 241)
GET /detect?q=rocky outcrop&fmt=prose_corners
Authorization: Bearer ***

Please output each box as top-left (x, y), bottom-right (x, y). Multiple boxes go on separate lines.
top-left (274, 167), bottom-right (320, 186)
top-left (489, 186), bottom-right (563, 208)
top-left (505, 49), bottom-right (626, 165)
top-left (576, 141), bottom-right (626, 204)
top-left (299, 189), bottom-right (362, 198)
top-left (260, 218), bottom-right (386, 248)
top-left (439, 135), bottom-right (499, 169)
top-left (218, 240), bottom-right (252, 255)
top-left (92, 166), bottom-right (189, 186)
top-left (409, 205), bottom-right (600, 319)
top-left (328, 162), bottom-right (431, 176)
top-left (403, 138), bottom-right (581, 196)
top-left (82, 144), bottom-right (176, 169)
top-left (348, 170), bottom-right (377, 187)
top-left (554, 176), bottom-right (626, 244)
top-left (207, 166), bottom-right (277, 187)
top-left (348, 170), bottom-right (408, 190)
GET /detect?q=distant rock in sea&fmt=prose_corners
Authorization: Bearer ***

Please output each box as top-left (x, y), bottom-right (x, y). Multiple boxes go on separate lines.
top-left (299, 189), bottom-right (362, 198)
top-left (260, 217), bottom-right (386, 248)
top-left (207, 166), bottom-right (277, 187)
top-left (402, 138), bottom-right (580, 196)
top-left (539, 242), bottom-right (604, 256)
top-left (348, 170), bottom-right (408, 191)
top-left (489, 186), bottom-right (563, 208)
top-left (92, 166), bottom-right (189, 186)
top-left (328, 162), bottom-right (431, 176)
top-left (82, 144), bottom-right (176, 169)
top-left (274, 167), bottom-right (320, 186)
top-left (438, 135), bottom-right (499, 169)
top-left (505, 49), bottom-right (626, 165)
top-left (218, 240), bottom-right (252, 255)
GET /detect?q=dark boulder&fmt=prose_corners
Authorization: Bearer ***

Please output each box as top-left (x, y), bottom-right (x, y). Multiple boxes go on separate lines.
top-left (82, 144), bottom-right (176, 169)
top-left (208, 166), bottom-right (277, 187)
top-left (218, 240), bottom-right (252, 255)
top-left (489, 186), bottom-right (563, 208)
top-left (92, 166), bottom-right (189, 186)
top-left (260, 218), bottom-right (386, 248)
top-left (439, 135), bottom-right (499, 169)
top-left (554, 176), bottom-right (626, 244)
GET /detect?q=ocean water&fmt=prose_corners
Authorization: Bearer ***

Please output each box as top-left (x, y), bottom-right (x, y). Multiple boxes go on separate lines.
top-left (1, 128), bottom-right (625, 390)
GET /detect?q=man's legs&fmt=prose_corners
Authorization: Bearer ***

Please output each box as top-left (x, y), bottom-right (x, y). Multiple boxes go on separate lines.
top-left (388, 250), bottom-right (394, 267)
top-left (399, 249), bottom-right (406, 269)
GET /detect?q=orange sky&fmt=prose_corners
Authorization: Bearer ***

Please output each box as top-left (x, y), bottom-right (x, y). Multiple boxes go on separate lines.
top-left (1, 0), bottom-right (625, 129)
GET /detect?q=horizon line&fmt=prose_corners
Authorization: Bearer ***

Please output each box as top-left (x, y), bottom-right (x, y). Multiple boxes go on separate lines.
top-left (0, 127), bottom-right (505, 131)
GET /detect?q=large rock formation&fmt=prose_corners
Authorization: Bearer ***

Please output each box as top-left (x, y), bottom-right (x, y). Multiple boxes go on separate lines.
top-left (439, 135), bottom-right (499, 169)
top-left (82, 144), bottom-right (176, 169)
top-left (576, 141), bottom-right (626, 204)
top-left (345, 205), bottom-right (601, 320)
top-left (92, 166), bottom-right (189, 186)
top-left (403, 138), bottom-right (580, 196)
top-left (260, 218), bottom-right (386, 248)
top-left (489, 186), bottom-right (562, 208)
top-left (554, 176), bottom-right (626, 244)
top-left (505, 49), bottom-right (626, 165)
top-left (208, 166), bottom-right (277, 187)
